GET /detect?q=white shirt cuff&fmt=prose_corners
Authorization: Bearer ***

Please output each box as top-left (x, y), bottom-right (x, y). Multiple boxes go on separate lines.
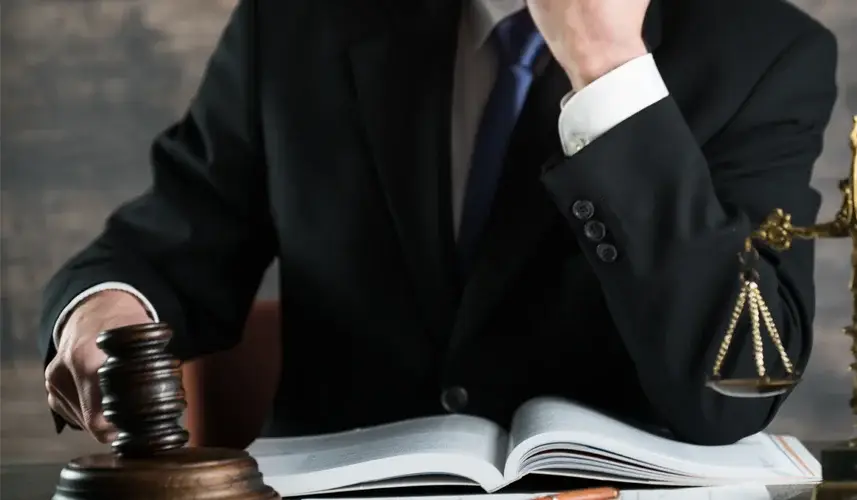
top-left (52, 282), bottom-right (159, 348)
top-left (557, 54), bottom-right (669, 156)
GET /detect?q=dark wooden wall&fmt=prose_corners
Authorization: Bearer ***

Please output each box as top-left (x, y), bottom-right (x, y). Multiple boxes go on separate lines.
top-left (0, 0), bottom-right (279, 365)
top-left (0, 0), bottom-right (854, 463)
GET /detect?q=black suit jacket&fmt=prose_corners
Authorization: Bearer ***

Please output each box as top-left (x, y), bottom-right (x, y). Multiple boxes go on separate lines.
top-left (41, 0), bottom-right (838, 445)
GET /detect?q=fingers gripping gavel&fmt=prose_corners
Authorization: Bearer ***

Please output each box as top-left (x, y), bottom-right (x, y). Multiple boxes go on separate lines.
top-left (44, 290), bottom-right (153, 443)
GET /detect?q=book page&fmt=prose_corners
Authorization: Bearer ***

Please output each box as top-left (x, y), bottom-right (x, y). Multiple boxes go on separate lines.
top-left (502, 397), bottom-right (819, 484)
top-left (620, 485), bottom-right (773, 499)
top-left (305, 484), bottom-right (774, 500)
top-left (247, 414), bottom-right (509, 497)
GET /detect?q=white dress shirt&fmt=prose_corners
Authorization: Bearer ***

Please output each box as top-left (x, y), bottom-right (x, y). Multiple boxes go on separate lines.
top-left (53, 0), bottom-right (669, 344)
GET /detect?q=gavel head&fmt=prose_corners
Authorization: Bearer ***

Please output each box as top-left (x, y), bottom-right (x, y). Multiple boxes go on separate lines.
top-left (96, 323), bottom-right (189, 458)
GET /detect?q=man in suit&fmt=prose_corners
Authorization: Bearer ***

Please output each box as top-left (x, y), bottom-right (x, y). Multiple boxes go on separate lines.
top-left (43, 0), bottom-right (838, 446)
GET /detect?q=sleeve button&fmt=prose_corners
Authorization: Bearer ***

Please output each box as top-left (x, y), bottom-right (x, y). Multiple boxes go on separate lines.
top-left (571, 200), bottom-right (595, 221)
top-left (583, 220), bottom-right (606, 242)
top-left (596, 243), bottom-right (618, 263)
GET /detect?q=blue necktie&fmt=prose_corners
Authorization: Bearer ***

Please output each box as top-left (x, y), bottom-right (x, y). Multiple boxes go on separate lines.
top-left (457, 10), bottom-right (545, 275)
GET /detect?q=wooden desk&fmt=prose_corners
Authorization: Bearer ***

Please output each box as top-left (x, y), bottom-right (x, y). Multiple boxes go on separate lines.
top-left (0, 443), bottom-right (829, 500)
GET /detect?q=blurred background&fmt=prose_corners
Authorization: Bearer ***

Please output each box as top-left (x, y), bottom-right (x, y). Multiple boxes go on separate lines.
top-left (1, 0), bottom-right (856, 466)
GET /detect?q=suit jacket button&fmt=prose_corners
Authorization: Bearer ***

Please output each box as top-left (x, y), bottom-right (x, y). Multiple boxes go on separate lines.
top-left (583, 220), bottom-right (606, 241)
top-left (571, 200), bottom-right (595, 221)
top-left (440, 386), bottom-right (469, 413)
top-left (596, 243), bottom-right (618, 263)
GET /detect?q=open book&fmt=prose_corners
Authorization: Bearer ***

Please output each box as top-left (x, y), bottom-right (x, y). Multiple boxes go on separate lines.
top-left (247, 397), bottom-right (820, 498)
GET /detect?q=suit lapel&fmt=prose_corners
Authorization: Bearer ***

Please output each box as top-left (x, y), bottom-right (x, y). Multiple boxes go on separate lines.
top-left (448, 1), bottom-right (665, 353)
top-left (348, 1), bottom-right (461, 337)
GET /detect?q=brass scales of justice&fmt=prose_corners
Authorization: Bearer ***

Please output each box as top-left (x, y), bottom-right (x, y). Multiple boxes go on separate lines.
top-left (706, 115), bottom-right (857, 499)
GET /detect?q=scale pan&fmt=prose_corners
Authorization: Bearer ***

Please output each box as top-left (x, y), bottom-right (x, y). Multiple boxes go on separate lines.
top-left (705, 376), bottom-right (800, 398)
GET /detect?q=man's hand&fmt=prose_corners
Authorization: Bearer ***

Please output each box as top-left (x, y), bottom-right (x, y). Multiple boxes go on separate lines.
top-left (526, 0), bottom-right (651, 89)
top-left (45, 291), bottom-right (152, 443)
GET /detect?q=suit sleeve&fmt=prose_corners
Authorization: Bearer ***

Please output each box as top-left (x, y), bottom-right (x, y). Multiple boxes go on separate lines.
top-left (40, 0), bottom-right (275, 428)
top-left (540, 26), bottom-right (838, 445)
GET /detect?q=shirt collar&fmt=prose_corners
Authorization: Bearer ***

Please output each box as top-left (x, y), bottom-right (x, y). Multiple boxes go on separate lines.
top-left (468, 0), bottom-right (526, 48)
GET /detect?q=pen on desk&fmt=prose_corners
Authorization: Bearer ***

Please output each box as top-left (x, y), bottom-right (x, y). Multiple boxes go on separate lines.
top-left (531, 487), bottom-right (620, 500)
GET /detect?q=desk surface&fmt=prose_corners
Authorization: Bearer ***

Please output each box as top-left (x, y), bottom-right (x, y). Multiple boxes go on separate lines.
top-left (0, 443), bottom-right (830, 500)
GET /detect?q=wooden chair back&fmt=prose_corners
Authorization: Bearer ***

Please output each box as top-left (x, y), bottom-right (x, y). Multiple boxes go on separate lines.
top-left (181, 300), bottom-right (281, 449)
